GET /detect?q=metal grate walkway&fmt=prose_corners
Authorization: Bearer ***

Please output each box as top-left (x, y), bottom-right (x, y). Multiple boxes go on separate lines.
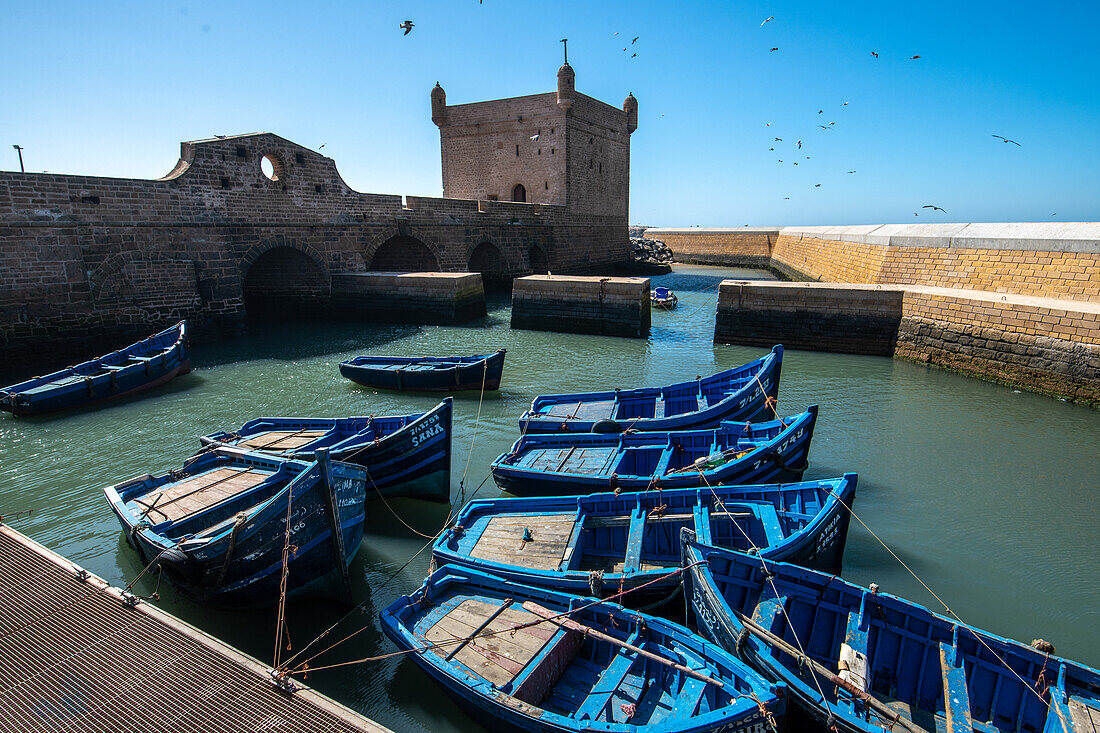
top-left (0, 524), bottom-right (392, 733)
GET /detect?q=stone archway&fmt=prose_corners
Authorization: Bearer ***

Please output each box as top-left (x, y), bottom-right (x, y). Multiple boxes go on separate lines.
top-left (369, 235), bottom-right (441, 272)
top-left (468, 241), bottom-right (509, 291)
top-left (529, 245), bottom-right (549, 275)
top-left (242, 246), bottom-right (330, 318)
top-left (512, 184), bottom-right (527, 203)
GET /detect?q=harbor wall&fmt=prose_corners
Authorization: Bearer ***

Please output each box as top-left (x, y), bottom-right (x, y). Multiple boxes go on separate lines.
top-left (511, 274), bottom-right (651, 337)
top-left (715, 281), bottom-right (1100, 405)
top-left (642, 228), bottom-right (779, 268)
top-left (331, 272), bottom-right (486, 324)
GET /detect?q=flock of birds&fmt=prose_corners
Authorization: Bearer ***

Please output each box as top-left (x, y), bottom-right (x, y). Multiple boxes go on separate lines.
top-left (392, 11), bottom-right (1032, 220)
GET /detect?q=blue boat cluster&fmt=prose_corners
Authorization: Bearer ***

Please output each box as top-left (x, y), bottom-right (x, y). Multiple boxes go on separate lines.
top-left (7, 326), bottom-right (1097, 733)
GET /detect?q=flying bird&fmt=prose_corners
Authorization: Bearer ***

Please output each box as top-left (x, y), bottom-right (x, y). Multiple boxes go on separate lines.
top-left (774, 137), bottom-right (782, 141)
top-left (769, 147), bottom-right (774, 151)
top-left (793, 162), bottom-right (799, 165)
top-left (842, 101), bottom-right (849, 106)
top-left (632, 36), bottom-right (639, 43)
top-left (922, 204), bottom-right (946, 212)
top-left (797, 139), bottom-right (802, 149)
top-left (399, 20), bottom-right (414, 35)
top-left (818, 125), bottom-right (829, 131)
top-left (761, 16), bottom-right (774, 26)
top-left (631, 52), bottom-right (637, 58)
top-left (805, 156), bottom-right (811, 159)
top-left (778, 159), bottom-right (783, 162)
top-left (870, 51), bottom-right (879, 58)
top-left (319, 143), bottom-right (326, 149)
top-left (909, 55), bottom-right (921, 60)
top-left (784, 197), bottom-right (790, 199)
top-left (765, 122), bottom-right (771, 126)
top-left (770, 47), bottom-right (779, 52)
top-left (992, 135), bottom-right (1021, 146)
top-left (829, 121), bottom-right (836, 125)
top-left (530, 134), bottom-right (540, 142)
top-left (914, 212), bottom-right (919, 216)
top-left (818, 109), bottom-right (823, 114)
top-left (814, 183), bottom-right (821, 187)
top-left (847, 170), bottom-right (856, 173)
top-left (613, 32), bottom-right (619, 36)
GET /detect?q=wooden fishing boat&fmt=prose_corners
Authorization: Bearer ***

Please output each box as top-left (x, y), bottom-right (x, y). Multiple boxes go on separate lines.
top-left (518, 346), bottom-right (782, 434)
top-left (681, 536), bottom-right (1100, 733)
top-left (380, 564), bottom-right (786, 733)
top-left (198, 398), bottom-right (453, 502)
top-left (651, 286), bottom-right (678, 310)
top-left (433, 474), bottom-right (856, 608)
top-left (0, 320), bottom-right (190, 417)
top-left (104, 447), bottom-right (368, 608)
top-left (493, 407), bottom-right (817, 496)
top-left (339, 349), bottom-right (506, 392)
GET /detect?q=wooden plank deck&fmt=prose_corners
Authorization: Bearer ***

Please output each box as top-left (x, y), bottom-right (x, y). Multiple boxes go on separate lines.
top-left (135, 467), bottom-right (272, 523)
top-left (0, 523), bottom-right (392, 733)
top-left (1071, 698), bottom-right (1100, 733)
top-left (238, 430), bottom-right (328, 451)
top-left (470, 514), bottom-right (575, 571)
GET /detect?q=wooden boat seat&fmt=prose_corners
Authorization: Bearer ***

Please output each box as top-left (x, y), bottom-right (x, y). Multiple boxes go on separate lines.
top-left (752, 594), bottom-right (788, 633)
top-left (939, 642), bottom-right (973, 733)
top-left (575, 647), bottom-right (639, 721)
top-left (546, 401), bottom-right (616, 420)
top-left (134, 467), bottom-right (272, 524)
top-left (470, 514), bottom-right (576, 571)
top-left (838, 610), bottom-right (869, 692)
top-left (753, 504), bottom-right (787, 547)
top-left (238, 430), bottom-right (328, 451)
top-left (1069, 697), bottom-right (1100, 733)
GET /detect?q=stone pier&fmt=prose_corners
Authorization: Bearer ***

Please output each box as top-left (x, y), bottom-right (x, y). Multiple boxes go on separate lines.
top-left (511, 275), bottom-right (651, 337)
top-left (715, 280), bottom-right (1100, 405)
top-left (331, 272), bottom-right (486, 324)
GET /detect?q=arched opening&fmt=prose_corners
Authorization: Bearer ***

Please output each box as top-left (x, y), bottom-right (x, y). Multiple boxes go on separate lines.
top-left (468, 241), bottom-right (509, 291)
top-left (529, 245), bottom-right (549, 275)
top-left (242, 247), bottom-right (329, 319)
top-left (511, 184), bottom-right (526, 203)
top-left (369, 235), bottom-right (440, 272)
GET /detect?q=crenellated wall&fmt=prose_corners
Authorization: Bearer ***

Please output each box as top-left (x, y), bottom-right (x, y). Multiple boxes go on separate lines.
top-left (0, 133), bottom-right (631, 371)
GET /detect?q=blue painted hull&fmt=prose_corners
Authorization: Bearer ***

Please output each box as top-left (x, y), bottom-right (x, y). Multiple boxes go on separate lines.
top-left (340, 350), bottom-right (505, 392)
top-left (380, 564), bottom-right (786, 733)
top-left (1, 321), bottom-right (190, 417)
top-left (519, 345), bottom-right (782, 433)
top-left (105, 448), bottom-right (368, 609)
top-left (493, 407), bottom-right (818, 496)
top-left (433, 475), bottom-right (856, 609)
top-left (199, 398), bottom-right (453, 502)
top-left (681, 541), bottom-right (1100, 733)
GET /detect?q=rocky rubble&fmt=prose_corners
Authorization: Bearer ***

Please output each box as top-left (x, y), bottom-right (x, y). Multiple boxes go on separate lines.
top-left (630, 236), bottom-right (674, 264)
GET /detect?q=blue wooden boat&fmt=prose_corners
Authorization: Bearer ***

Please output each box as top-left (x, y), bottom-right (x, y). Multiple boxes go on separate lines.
top-left (433, 474), bottom-right (856, 608)
top-left (682, 536), bottom-right (1100, 733)
top-left (197, 398), bottom-right (452, 502)
top-left (380, 564), bottom-right (786, 733)
top-left (339, 349), bottom-right (506, 392)
top-left (104, 447), bottom-right (368, 608)
top-left (651, 286), bottom-right (678, 310)
top-left (0, 320), bottom-right (190, 417)
top-left (493, 407), bottom-right (817, 496)
top-left (518, 346), bottom-right (782, 434)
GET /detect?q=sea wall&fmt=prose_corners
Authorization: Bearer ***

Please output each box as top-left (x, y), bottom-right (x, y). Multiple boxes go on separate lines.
top-left (330, 272), bottom-right (486, 325)
top-left (511, 275), bottom-right (651, 337)
top-left (643, 228), bottom-right (778, 268)
top-left (715, 280), bottom-right (1100, 405)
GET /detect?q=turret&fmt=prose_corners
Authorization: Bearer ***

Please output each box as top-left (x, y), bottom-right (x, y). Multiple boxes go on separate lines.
top-left (431, 82), bottom-right (447, 126)
top-left (623, 92), bottom-right (638, 134)
top-left (556, 63), bottom-right (575, 112)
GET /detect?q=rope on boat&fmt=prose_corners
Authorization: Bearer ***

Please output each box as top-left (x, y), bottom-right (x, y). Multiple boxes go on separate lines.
top-left (362, 465), bottom-right (436, 540)
top-left (821, 488), bottom-right (1066, 726)
top-left (288, 560), bottom-right (710, 675)
top-left (272, 473), bottom-right (297, 673)
top-left (458, 359), bottom-right (490, 506)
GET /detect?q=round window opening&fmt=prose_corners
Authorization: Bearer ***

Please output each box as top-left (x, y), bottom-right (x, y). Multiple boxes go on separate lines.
top-left (260, 154), bottom-right (282, 182)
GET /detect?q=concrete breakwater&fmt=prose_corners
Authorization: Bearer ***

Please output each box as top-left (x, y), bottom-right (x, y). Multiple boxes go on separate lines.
top-left (511, 274), bottom-right (651, 337)
top-left (715, 281), bottom-right (1100, 405)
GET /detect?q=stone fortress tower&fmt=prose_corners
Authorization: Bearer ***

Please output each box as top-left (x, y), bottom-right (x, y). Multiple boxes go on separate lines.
top-left (431, 61), bottom-right (638, 220)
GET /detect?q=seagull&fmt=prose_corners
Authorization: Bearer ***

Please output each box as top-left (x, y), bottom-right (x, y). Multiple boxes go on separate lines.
top-left (765, 122), bottom-right (771, 126)
top-left (784, 197), bottom-right (790, 199)
top-left (818, 125), bottom-right (829, 131)
top-left (992, 135), bottom-right (1021, 146)
top-left (829, 121), bottom-right (836, 125)
top-left (818, 109), bottom-right (823, 114)
top-left (778, 159), bottom-right (783, 162)
top-left (793, 162), bottom-right (799, 165)
top-left (319, 143), bottom-right (326, 149)
top-left (814, 183), bottom-right (821, 187)
top-left (769, 147), bottom-right (774, 151)
top-left (797, 140), bottom-right (802, 149)
top-left (770, 47), bottom-right (779, 52)
top-left (842, 101), bottom-right (849, 106)
top-left (632, 36), bottom-right (639, 43)
top-left (922, 204), bottom-right (946, 212)
top-left (613, 32), bottom-right (619, 36)
top-left (914, 212), bottom-right (919, 216)
top-left (805, 156), bottom-right (811, 159)
top-left (214, 134), bottom-right (226, 138)
top-left (847, 170), bottom-right (856, 173)
top-left (909, 55), bottom-right (921, 60)
top-left (399, 20), bottom-right (414, 35)
top-left (631, 52), bottom-right (637, 58)
top-left (774, 137), bottom-right (782, 142)
top-left (530, 134), bottom-right (540, 142)
top-left (761, 16), bottom-right (774, 26)
top-left (870, 51), bottom-right (879, 58)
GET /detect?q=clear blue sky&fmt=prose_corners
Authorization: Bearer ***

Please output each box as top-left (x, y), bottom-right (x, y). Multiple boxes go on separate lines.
top-left (3, 0), bottom-right (1098, 225)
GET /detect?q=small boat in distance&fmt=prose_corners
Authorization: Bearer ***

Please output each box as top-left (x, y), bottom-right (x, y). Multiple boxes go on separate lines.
top-left (651, 286), bottom-right (678, 309)
top-left (519, 345), bottom-right (782, 433)
top-left (105, 447), bottom-right (368, 609)
top-left (198, 398), bottom-right (453, 502)
top-left (493, 407), bottom-right (817, 496)
top-left (681, 537), bottom-right (1100, 733)
top-left (340, 350), bottom-right (506, 392)
top-left (380, 564), bottom-right (786, 733)
top-left (433, 474), bottom-right (856, 607)
top-left (0, 321), bottom-right (190, 417)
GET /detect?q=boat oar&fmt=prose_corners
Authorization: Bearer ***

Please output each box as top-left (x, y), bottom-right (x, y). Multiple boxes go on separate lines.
top-left (521, 601), bottom-right (724, 688)
top-left (733, 611), bottom-right (932, 733)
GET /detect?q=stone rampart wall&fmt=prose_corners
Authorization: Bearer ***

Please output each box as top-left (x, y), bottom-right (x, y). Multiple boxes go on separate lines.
top-left (642, 228), bottom-right (777, 268)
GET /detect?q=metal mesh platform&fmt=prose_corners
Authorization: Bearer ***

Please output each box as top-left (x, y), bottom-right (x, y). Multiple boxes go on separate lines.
top-left (0, 524), bottom-right (391, 733)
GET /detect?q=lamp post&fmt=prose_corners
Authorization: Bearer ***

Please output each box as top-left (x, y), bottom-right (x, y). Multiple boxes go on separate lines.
top-left (12, 145), bottom-right (24, 173)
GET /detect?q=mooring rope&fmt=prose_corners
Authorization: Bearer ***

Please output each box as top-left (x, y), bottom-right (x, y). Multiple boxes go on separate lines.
top-left (458, 358), bottom-right (490, 505)
top-left (272, 472), bottom-right (297, 671)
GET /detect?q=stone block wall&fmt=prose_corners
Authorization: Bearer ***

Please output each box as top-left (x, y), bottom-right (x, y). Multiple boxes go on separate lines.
top-left (643, 228), bottom-right (778, 268)
top-left (511, 275), bottom-right (650, 338)
top-left (715, 280), bottom-right (1099, 405)
top-left (330, 272), bottom-right (486, 325)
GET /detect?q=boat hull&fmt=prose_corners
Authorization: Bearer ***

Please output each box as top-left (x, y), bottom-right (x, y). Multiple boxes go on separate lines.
top-left (1, 321), bottom-right (190, 417)
top-left (340, 350), bottom-right (505, 392)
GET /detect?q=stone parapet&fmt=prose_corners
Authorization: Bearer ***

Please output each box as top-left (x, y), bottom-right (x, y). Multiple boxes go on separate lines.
top-left (331, 272), bottom-right (486, 325)
top-left (714, 280), bottom-right (1099, 405)
top-left (511, 275), bottom-right (650, 337)
top-left (643, 228), bottom-right (779, 268)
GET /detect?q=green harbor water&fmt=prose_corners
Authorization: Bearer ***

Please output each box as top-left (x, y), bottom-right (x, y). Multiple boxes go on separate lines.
top-left (0, 264), bottom-right (1097, 732)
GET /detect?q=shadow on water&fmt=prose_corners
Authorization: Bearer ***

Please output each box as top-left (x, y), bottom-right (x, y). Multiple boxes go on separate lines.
top-left (197, 321), bottom-right (424, 368)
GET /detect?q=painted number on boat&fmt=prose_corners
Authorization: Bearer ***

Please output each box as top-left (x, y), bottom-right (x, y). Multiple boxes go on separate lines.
top-left (410, 415), bottom-right (443, 447)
